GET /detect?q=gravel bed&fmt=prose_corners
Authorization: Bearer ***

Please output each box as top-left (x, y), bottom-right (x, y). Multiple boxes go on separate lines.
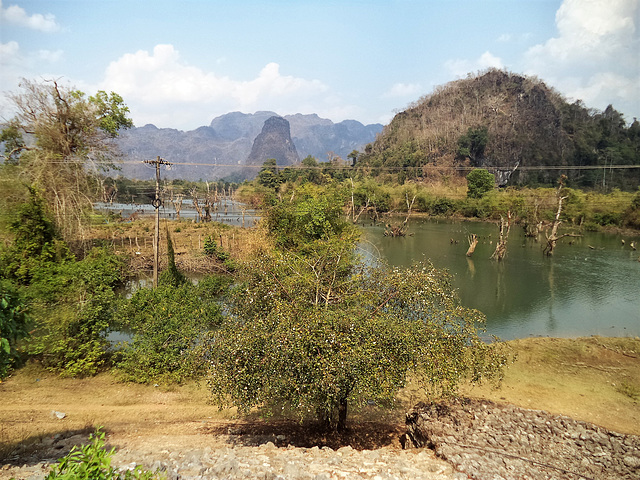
top-left (0, 433), bottom-right (459, 480)
top-left (406, 397), bottom-right (640, 480)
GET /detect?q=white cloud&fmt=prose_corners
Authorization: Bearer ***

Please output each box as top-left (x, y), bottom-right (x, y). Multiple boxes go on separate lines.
top-left (0, 1), bottom-right (60, 32)
top-left (524, 0), bottom-right (639, 119)
top-left (36, 49), bottom-right (64, 63)
top-left (99, 44), bottom-right (341, 129)
top-left (572, 72), bottom-right (639, 112)
top-left (444, 51), bottom-right (504, 78)
top-left (0, 40), bottom-right (65, 122)
top-left (382, 82), bottom-right (423, 99)
top-left (0, 40), bottom-right (20, 60)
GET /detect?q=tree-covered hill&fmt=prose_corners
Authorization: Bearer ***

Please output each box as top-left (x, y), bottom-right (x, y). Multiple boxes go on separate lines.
top-left (357, 69), bottom-right (640, 190)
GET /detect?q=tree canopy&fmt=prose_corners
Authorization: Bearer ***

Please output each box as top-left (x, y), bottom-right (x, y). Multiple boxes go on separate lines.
top-left (466, 168), bottom-right (495, 198)
top-left (208, 190), bottom-right (508, 431)
top-left (3, 78), bottom-right (133, 242)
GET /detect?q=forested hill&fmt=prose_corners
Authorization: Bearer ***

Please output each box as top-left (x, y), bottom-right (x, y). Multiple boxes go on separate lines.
top-left (357, 69), bottom-right (640, 190)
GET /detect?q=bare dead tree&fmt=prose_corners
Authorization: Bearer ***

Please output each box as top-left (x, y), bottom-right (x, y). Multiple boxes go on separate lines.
top-left (543, 176), bottom-right (581, 256)
top-left (523, 199), bottom-right (543, 238)
top-left (384, 193), bottom-right (416, 237)
top-left (543, 193), bottom-right (565, 256)
top-left (491, 211), bottom-right (512, 261)
top-left (190, 187), bottom-right (204, 222)
top-left (172, 193), bottom-right (184, 220)
top-left (466, 233), bottom-right (479, 257)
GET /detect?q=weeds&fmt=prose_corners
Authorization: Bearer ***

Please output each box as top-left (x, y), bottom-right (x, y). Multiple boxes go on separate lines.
top-left (615, 380), bottom-right (640, 401)
top-left (45, 427), bottom-right (164, 480)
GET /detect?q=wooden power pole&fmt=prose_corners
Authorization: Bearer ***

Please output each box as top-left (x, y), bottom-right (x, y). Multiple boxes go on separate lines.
top-left (143, 156), bottom-right (172, 288)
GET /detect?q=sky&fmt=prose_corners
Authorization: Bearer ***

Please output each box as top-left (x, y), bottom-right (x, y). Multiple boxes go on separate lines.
top-left (1, 0), bottom-right (639, 131)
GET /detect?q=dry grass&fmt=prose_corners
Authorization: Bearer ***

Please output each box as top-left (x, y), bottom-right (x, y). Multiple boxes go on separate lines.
top-left (459, 336), bottom-right (640, 435)
top-left (88, 218), bottom-right (272, 273)
top-left (0, 363), bottom-right (234, 460)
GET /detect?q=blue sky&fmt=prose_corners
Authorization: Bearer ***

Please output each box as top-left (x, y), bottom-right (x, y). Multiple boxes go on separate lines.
top-left (1, 0), bottom-right (638, 130)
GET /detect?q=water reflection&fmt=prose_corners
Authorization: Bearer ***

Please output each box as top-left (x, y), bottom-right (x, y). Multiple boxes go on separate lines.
top-left (361, 218), bottom-right (640, 339)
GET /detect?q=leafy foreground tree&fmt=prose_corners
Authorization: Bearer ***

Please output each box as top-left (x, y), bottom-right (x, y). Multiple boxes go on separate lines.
top-left (208, 251), bottom-right (508, 431)
top-left (24, 247), bottom-right (127, 377)
top-left (0, 187), bottom-right (127, 377)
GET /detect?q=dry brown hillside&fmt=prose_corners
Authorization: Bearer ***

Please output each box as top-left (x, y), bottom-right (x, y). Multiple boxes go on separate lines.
top-left (358, 69), bottom-right (640, 190)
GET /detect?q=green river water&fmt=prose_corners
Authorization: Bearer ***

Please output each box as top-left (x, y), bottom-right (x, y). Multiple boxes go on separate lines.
top-left (360, 218), bottom-right (640, 340)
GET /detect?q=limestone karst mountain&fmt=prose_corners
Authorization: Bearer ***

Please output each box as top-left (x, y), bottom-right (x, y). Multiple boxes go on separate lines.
top-left (114, 112), bottom-right (382, 181)
top-left (244, 116), bottom-right (299, 179)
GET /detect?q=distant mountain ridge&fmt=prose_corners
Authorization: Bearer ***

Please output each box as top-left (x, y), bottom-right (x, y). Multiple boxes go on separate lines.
top-left (115, 112), bottom-right (383, 181)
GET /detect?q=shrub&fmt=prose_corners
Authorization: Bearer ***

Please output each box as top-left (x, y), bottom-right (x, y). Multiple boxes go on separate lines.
top-left (115, 277), bottom-right (227, 384)
top-left (0, 280), bottom-right (30, 379)
top-left (432, 197), bottom-right (455, 216)
top-left (209, 252), bottom-right (508, 432)
top-left (24, 247), bottom-right (126, 377)
top-left (45, 428), bottom-right (163, 480)
top-left (466, 169), bottom-right (495, 199)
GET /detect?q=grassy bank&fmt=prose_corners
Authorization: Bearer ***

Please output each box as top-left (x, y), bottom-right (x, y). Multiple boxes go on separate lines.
top-left (460, 336), bottom-right (640, 435)
top-left (1, 336), bottom-right (638, 461)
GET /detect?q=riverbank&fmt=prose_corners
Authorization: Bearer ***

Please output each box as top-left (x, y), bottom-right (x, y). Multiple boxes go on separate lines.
top-left (88, 216), bottom-right (640, 279)
top-left (1, 336), bottom-right (638, 478)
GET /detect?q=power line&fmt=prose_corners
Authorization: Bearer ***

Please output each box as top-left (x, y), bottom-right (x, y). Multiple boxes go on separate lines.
top-left (28, 159), bottom-right (640, 171)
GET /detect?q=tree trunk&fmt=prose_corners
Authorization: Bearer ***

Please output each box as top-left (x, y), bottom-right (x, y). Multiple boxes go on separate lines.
top-left (466, 233), bottom-right (478, 257)
top-left (172, 193), bottom-right (183, 221)
top-left (337, 397), bottom-right (348, 432)
top-left (544, 176), bottom-right (577, 256)
top-left (491, 212), bottom-right (512, 261)
top-left (384, 194), bottom-right (416, 237)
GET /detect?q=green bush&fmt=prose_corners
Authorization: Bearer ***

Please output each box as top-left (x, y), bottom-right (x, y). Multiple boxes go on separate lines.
top-left (265, 189), bottom-right (353, 250)
top-left (209, 256), bottom-right (508, 432)
top-left (115, 276), bottom-right (227, 384)
top-left (203, 236), bottom-right (236, 272)
top-left (0, 280), bottom-right (30, 379)
top-left (592, 212), bottom-right (621, 226)
top-left (432, 197), bottom-right (455, 216)
top-left (466, 169), bottom-right (495, 199)
top-left (1, 186), bottom-right (70, 285)
top-left (45, 428), bottom-right (163, 480)
top-left (24, 247), bottom-right (126, 377)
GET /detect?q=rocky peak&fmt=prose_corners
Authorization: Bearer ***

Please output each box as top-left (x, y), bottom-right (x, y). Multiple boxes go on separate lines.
top-left (245, 116), bottom-right (300, 178)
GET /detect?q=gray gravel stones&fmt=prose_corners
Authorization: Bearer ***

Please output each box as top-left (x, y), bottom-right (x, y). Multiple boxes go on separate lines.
top-left (1, 439), bottom-right (458, 480)
top-left (108, 442), bottom-right (458, 480)
top-left (405, 398), bottom-right (640, 480)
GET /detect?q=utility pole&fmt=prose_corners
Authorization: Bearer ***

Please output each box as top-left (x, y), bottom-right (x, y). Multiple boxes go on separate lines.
top-left (143, 156), bottom-right (172, 288)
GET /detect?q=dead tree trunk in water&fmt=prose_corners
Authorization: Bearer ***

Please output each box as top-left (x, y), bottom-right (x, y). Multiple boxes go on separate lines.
top-left (543, 176), bottom-right (580, 256)
top-left (524, 200), bottom-right (543, 238)
top-left (491, 211), bottom-right (512, 261)
top-left (384, 193), bottom-right (416, 237)
top-left (171, 193), bottom-right (184, 221)
top-left (466, 233), bottom-right (479, 257)
top-left (190, 188), bottom-right (204, 222)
